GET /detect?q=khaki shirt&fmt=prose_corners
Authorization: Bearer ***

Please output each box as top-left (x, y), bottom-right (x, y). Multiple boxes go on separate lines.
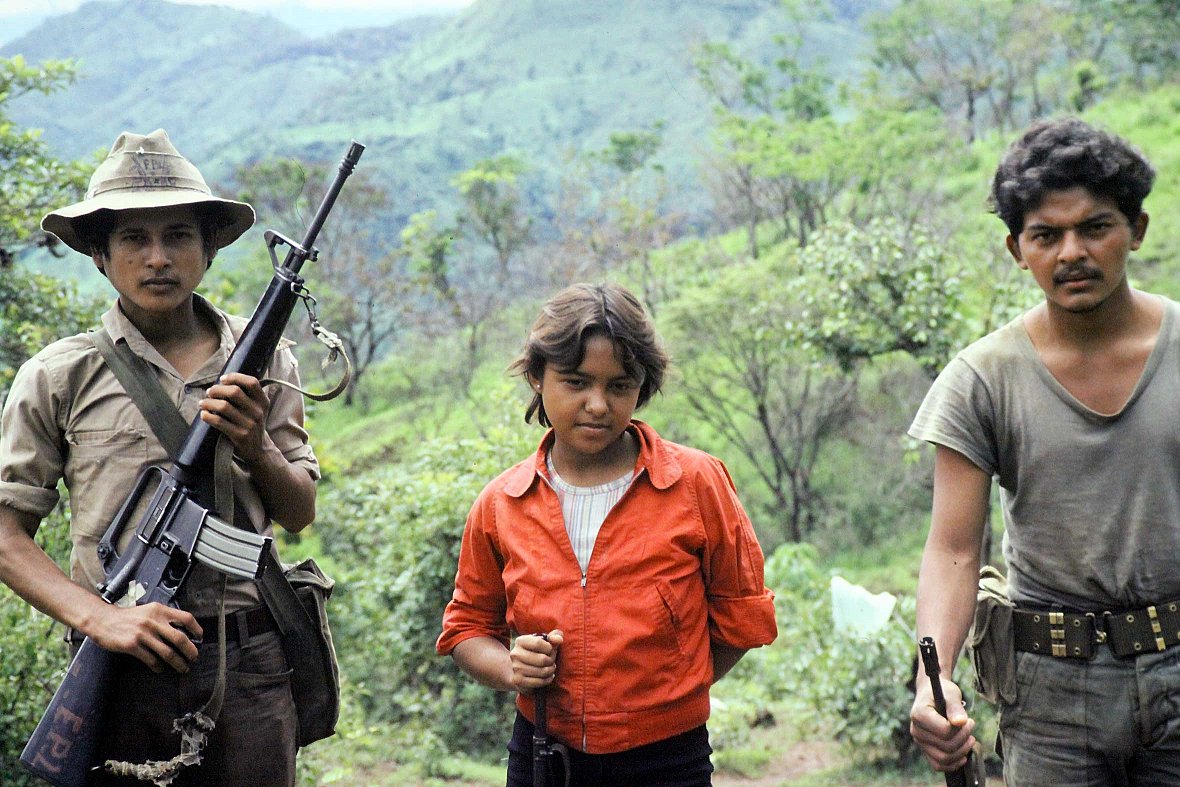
top-left (0, 295), bottom-right (319, 615)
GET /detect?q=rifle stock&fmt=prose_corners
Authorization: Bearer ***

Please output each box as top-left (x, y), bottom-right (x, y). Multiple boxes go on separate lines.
top-left (20, 640), bottom-right (114, 787)
top-left (20, 140), bottom-right (365, 787)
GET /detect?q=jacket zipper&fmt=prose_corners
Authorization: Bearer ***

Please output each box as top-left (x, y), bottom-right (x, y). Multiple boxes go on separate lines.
top-left (581, 570), bottom-right (588, 751)
top-left (570, 467), bottom-right (644, 754)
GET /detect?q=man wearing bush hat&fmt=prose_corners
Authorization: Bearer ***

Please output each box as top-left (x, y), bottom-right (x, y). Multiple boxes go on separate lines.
top-left (0, 129), bottom-right (319, 785)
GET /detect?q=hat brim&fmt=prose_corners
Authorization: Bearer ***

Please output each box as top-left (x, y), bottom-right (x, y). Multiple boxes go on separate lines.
top-left (42, 189), bottom-right (255, 256)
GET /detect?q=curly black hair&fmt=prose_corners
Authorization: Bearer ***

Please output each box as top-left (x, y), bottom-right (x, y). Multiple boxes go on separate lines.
top-left (989, 117), bottom-right (1156, 236)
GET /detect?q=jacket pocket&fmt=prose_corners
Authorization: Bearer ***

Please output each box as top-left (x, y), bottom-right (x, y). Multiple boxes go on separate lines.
top-left (655, 580), bottom-right (691, 664)
top-left (507, 584), bottom-right (537, 636)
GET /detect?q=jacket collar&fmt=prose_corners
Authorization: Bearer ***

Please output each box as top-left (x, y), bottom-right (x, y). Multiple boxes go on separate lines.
top-left (503, 420), bottom-right (682, 498)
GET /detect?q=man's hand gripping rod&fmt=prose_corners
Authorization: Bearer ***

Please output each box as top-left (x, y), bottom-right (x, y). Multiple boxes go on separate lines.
top-left (919, 637), bottom-right (983, 787)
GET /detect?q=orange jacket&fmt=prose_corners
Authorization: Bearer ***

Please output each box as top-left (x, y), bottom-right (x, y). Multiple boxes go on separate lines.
top-left (437, 421), bottom-right (777, 753)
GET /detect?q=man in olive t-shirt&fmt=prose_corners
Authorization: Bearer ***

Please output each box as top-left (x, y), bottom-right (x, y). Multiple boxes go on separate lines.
top-left (908, 118), bottom-right (1180, 786)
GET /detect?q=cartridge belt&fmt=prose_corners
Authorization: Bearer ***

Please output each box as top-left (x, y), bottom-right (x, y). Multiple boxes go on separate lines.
top-left (1012, 601), bottom-right (1180, 659)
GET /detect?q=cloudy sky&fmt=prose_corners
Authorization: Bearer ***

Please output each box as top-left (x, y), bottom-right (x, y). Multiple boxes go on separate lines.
top-left (1, 0), bottom-right (475, 43)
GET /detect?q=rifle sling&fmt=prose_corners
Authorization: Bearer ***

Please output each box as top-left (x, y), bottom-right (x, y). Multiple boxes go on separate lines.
top-left (90, 329), bottom-right (235, 519)
top-left (88, 328), bottom-right (247, 778)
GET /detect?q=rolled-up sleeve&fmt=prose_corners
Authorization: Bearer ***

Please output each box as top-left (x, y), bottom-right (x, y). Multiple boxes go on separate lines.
top-left (264, 343), bottom-right (319, 481)
top-left (697, 458), bottom-right (777, 649)
top-left (0, 357), bottom-right (65, 527)
top-left (437, 491), bottom-right (511, 655)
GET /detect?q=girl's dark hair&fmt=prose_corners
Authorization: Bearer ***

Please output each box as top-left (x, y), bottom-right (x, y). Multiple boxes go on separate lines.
top-left (509, 282), bottom-right (669, 427)
top-left (73, 204), bottom-right (224, 266)
top-left (989, 117), bottom-right (1156, 236)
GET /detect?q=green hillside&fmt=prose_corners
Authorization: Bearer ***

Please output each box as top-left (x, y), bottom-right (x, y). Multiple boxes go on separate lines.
top-left (2, 0), bottom-right (873, 232)
top-left (5, 0), bottom-right (1180, 783)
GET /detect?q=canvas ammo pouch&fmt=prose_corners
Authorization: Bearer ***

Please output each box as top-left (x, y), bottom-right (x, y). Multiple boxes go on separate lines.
top-left (968, 565), bottom-right (1017, 705)
top-left (260, 553), bottom-right (341, 746)
top-left (91, 329), bottom-right (340, 747)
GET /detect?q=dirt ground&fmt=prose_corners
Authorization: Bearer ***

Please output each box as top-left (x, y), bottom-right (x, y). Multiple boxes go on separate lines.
top-left (711, 739), bottom-right (1005, 786)
top-left (713, 740), bottom-right (839, 786)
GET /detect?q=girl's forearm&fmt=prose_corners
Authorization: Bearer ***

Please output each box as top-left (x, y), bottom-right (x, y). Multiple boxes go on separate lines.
top-left (452, 635), bottom-right (515, 692)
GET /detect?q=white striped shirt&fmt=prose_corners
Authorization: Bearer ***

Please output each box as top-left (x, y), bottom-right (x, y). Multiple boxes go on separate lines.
top-left (546, 452), bottom-right (634, 574)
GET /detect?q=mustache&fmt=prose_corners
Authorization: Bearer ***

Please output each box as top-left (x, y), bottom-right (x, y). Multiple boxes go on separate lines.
top-left (1053, 264), bottom-right (1102, 284)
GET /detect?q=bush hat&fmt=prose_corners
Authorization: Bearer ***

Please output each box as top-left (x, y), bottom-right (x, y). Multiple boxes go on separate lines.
top-left (41, 129), bottom-right (255, 255)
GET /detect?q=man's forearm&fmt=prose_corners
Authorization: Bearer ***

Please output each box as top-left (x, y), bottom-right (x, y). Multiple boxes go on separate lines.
top-left (249, 443), bottom-right (316, 531)
top-left (915, 542), bottom-right (980, 671)
top-left (0, 508), bottom-right (107, 633)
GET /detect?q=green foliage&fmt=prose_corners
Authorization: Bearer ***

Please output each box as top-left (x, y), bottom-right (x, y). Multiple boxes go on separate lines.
top-left (0, 55), bottom-right (90, 261)
top-left (0, 506), bottom-right (72, 784)
top-left (452, 154), bottom-right (532, 272)
top-left (742, 543), bottom-right (921, 766)
top-left (314, 402), bottom-right (535, 761)
top-left (0, 264), bottom-right (105, 403)
top-left (797, 217), bottom-right (968, 377)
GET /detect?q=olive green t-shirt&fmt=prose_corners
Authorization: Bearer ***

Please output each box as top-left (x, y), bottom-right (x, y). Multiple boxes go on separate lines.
top-left (910, 296), bottom-right (1180, 611)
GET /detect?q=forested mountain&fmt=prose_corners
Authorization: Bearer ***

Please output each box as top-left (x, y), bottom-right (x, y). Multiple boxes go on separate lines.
top-left (2, 0), bottom-right (874, 231)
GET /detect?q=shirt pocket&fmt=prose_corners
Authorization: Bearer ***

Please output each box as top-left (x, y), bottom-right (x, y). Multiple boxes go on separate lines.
top-left (64, 427), bottom-right (150, 539)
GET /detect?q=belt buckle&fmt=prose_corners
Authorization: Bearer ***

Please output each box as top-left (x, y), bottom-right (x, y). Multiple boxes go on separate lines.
top-left (1053, 611), bottom-right (1099, 659)
top-left (1049, 611), bottom-right (1067, 657)
top-left (1146, 605), bottom-right (1168, 652)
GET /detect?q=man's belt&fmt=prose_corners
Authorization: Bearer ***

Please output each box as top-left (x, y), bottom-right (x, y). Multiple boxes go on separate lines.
top-left (1013, 601), bottom-right (1180, 659)
top-left (194, 604), bottom-right (277, 645)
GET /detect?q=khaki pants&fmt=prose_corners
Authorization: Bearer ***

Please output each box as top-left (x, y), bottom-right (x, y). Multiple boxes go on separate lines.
top-left (1000, 646), bottom-right (1180, 786)
top-left (88, 629), bottom-right (297, 787)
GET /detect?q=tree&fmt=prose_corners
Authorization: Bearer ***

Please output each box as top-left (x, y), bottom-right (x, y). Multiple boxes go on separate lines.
top-left (0, 56), bottom-right (90, 266)
top-left (667, 250), bottom-right (859, 544)
top-left (551, 125), bottom-right (681, 315)
top-left (865, 0), bottom-right (1069, 140)
top-left (1, 268), bottom-right (105, 403)
top-left (695, 10), bottom-right (844, 250)
top-left (695, 2), bottom-right (966, 253)
top-left (795, 218), bottom-right (968, 378)
top-left (229, 158), bottom-right (405, 408)
top-left (0, 55), bottom-right (104, 405)
top-left (451, 154), bottom-right (531, 275)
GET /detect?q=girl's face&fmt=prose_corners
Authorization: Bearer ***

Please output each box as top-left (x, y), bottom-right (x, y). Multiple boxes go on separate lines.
top-left (532, 333), bottom-right (642, 477)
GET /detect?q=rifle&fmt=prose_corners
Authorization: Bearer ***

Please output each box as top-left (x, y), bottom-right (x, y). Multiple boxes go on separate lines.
top-left (20, 141), bottom-right (365, 787)
top-left (918, 636), bottom-right (983, 787)
top-left (532, 687), bottom-right (570, 787)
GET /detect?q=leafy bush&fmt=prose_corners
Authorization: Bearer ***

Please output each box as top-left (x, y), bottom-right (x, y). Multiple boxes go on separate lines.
top-left (739, 541), bottom-right (922, 765)
top-left (0, 506), bottom-right (72, 784)
top-left (315, 404), bottom-right (536, 762)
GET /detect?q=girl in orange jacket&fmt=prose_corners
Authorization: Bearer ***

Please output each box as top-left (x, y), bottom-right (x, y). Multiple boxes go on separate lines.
top-left (437, 282), bottom-right (777, 786)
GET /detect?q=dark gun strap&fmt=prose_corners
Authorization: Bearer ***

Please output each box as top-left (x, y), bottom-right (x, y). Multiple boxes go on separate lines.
top-left (90, 329), bottom-right (235, 519)
top-left (89, 328), bottom-right (239, 778)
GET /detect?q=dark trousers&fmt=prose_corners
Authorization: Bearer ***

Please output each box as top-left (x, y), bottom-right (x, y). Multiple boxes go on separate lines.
top-left (506, 710), bottom-right (714, 787)
top-left (88, 629), bottom-right (297, 787)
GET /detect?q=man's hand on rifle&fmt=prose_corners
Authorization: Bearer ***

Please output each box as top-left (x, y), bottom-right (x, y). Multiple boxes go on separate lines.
top-left (0, 509), bottom-right (201, 674)
top-left (198, 372), bottom-right (272, 464)
top-left (511, 629), bottom-right (563, 695)
top-left (910, 675), bottom-right (976, 772)
top-left (199, 371), bottom-right (317, 530)
top-left (86, 602), bottom-right (203, 674)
